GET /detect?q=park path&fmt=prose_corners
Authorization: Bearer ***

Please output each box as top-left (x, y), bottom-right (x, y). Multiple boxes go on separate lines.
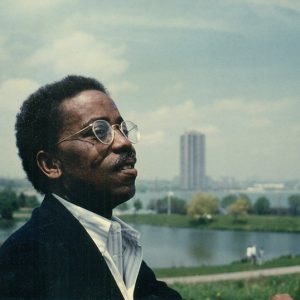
top-left (160, 265), bottom-right (300, 284)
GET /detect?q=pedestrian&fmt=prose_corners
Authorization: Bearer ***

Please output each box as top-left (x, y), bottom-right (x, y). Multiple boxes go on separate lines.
top-left (246, 245), bottom-right (252, 262)
top-left (251, 244), bottom-right (257, 265)
top-left (258, 246), bottom-right (264, 265)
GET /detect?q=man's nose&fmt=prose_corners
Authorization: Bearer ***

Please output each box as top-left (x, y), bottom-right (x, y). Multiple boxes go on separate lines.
top-left (111, 128), bottom-right (133, 151)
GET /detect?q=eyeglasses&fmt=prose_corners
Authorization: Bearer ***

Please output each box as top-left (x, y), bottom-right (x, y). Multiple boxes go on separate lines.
top-left (56, 120), bottom-right (140, 145)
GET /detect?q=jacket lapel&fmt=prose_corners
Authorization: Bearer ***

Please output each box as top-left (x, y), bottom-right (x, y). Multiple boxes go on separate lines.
top-left (36, 194), bottom-right (124, 299)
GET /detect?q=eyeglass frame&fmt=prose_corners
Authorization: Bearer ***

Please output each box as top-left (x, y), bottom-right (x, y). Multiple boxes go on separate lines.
top-left (56, 119), bottom-right (139, 145)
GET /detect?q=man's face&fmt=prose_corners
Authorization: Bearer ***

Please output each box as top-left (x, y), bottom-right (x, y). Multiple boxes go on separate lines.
top-left (56, 90), bottom-right (137, 210)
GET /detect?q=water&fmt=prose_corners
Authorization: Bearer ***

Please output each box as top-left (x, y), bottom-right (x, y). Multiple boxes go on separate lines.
top-left (2, 221), bottom-right (299, 268)
top-left (135, 224), bottom-right (300, 268)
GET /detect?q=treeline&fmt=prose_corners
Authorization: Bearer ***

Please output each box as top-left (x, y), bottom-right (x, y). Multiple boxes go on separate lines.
top-left (0, 178), bottom-right (31, 189)
top-left (126, 193), bottom-right (300, 221)
top-left (0, 189), bottom-right (39, 220)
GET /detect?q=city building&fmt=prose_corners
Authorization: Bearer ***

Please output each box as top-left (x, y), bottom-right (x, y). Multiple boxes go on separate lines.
top-left (180, 130), bottom-right (206, 190)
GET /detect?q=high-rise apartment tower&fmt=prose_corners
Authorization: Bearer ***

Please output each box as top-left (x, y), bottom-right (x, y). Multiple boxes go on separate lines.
top-left (180, 130), bottom-right (206, 190)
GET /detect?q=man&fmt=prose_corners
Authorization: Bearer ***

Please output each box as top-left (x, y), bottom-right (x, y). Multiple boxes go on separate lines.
top-left (0, 75), bottom-right (182, 300)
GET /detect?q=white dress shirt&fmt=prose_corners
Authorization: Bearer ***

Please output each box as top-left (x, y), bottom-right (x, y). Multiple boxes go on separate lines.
top-left (53, 194), bottom-right (143, 300)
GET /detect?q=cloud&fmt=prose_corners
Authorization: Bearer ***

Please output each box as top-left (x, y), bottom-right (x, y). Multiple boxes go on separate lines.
top-left (247, 117), bottom-right (272, 128)
top-left (25, 31), bottom-right (129, 81)
top-left (245, 0), bottom-right (300, 12)
top-left (162, 81), bottom-right (184, 96)
top-left (141, 131), bottom-right (165, 145)
top-left (213, 98), bottom-right (291, 115)
top-left (197, 125), bottom-right (220, 135)
top-left (4, 0), bottom-right (67, 11)
top-left (62, 12), bottom-right (232, 33)
top-left (126, 100), bottom-right (200, 136)
top-left (0, 79), bottom-right (39, 114)
top-left (127, 97), bottom-right (292, 145)
top-left (108, 81), bottom-right (140, 98)
top-left (0, 78), bottom-right (39, 178)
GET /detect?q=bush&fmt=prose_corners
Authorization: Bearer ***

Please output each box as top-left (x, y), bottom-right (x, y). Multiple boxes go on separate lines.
top-left (0, 188), bottom-right (19, 219)
top-left (187, 192), bottom-right (219, 219)
top-left (254, 196), bottom-right (271, 215)
top-left (221, 194), bottom-right (238, 209)
top-left (288, 194), bottom-right (300, 216)
top-left (147, 196), bottom-right (187, 215)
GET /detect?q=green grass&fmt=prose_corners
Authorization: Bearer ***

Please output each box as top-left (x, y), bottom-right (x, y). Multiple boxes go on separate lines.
top-left (154, 255), bottom-right (300, 278)
top-left (120, 213), bottom-right (300, 233)
top-left (156, 256), bottom-right (300, 300)
top-left (170, 274), bottom-right (300, 300)
top-left (12, 207), bottom-right (32, 221)
top-left (121, 213), bottom-right (191, 227)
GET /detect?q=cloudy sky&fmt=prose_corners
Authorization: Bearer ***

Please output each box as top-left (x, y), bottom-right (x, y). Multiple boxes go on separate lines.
top-left (0, 0), bottom-right (299, 182)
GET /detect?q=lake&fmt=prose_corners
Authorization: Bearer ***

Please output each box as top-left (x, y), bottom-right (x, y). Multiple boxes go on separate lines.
top-left (1, 221), bottom-right (300, 268)
top-left (135, 224), bottom-right (300, 268)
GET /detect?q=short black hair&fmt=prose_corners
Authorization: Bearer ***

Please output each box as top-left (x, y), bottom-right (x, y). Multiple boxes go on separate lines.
top-left (15, 75), bottom-right (108, 194)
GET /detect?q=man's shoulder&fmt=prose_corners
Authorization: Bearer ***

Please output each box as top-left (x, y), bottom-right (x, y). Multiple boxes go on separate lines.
top-left (0, 194), bottom-right (78, 255)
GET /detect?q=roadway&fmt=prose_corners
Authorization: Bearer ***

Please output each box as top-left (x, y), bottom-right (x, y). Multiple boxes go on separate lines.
top-left (160, 265), bottom-right (300, 284)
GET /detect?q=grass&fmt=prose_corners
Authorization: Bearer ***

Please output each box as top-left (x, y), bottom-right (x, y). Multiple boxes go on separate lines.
top-left (13, 207), bottom-right (33, 221)
top-left (120, 213), bottom-right (300, 233)
top-left (156, 255), bottom-right (300, 299)
top-left (170, 274), bottom-right (300, 300)
top-left (154, 255), bottom-right (300, 278)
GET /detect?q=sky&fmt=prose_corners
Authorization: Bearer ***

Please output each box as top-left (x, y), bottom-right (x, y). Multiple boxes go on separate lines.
top-left (0, 0), bottom-right (299, 182)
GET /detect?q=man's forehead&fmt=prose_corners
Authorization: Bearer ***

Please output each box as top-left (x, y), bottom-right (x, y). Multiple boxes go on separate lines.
top-left (61, 90), bottom-right (118, 111)
top-left (59, 90), bottom-right (121, 128)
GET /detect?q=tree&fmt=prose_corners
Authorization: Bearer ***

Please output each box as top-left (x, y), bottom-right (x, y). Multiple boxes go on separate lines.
top-left (221, 194), bottom-right (238, 209)
top-left (117, 202), bottom-right (129, 211)
top-left (239, 193), bottom-right (253, 213)
top-left (0, 188), bottom-right (19, 219)
top-left (147, 196), bottom-right (187, 214)
top-left (254, 196), bottom-right (270, 215)
top-left (170, 197), bottom-right (187, 215)
top-left (133, 198), bottom-right (142, 212)
top-left (147, 199), bottom-right (157, 211)
top-left (18, 192), bottom-right (26, 207)
top-left (187, 192), bottom-right (219, 220)
top-left (228, 197), bottom-right (251, 221)
top-left (25, 195), bottom-right (39, 208)
top-left (288, 194), bottom-right (300, 216)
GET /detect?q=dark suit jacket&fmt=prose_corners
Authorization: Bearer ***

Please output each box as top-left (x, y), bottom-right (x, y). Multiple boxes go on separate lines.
top-left (0, 194), bottom-right (182, 300)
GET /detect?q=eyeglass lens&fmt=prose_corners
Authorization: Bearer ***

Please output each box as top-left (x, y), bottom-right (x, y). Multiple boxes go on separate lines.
top-left (92, 120), bottom-right (139, 144)
top-left (122, 121), bottom-right (140, 144)
top-left (93, 120), bottom-right (113, 144)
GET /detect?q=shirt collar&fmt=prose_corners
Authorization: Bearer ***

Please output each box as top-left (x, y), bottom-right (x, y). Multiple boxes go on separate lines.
top-left (52, 193), bottom-right (141, 245)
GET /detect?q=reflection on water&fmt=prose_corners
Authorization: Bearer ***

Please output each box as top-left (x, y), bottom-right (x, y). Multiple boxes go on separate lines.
top-left (134, 224), bottom-right (300, 268)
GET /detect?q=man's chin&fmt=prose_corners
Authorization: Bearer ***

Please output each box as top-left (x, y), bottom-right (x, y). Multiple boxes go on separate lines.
top-left (111, 185), bottom-right (136, 209)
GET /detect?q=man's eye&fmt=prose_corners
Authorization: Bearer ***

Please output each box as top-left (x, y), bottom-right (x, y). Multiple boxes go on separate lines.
top-left (94, 128), bottom-right (107, 139)
top-left (81, 130), bottom-right (95, 138)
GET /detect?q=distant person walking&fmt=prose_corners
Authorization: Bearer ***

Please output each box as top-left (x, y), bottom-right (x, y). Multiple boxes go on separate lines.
top-left (258, 246), bottom-right (264, 265)
top-left (250, 245), bottom-right (257, 264)
top-left (246, 244), bottom-right (257, 264)
top-left (246, 245), bottom-right (252, 262)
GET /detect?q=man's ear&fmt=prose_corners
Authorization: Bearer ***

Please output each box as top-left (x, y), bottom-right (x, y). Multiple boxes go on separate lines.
top-left (36, 150), bottom-right (62, 179)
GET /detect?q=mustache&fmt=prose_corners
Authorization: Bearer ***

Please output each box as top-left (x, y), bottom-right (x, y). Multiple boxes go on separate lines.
top-left (113, 151), bottom-right (137, 169)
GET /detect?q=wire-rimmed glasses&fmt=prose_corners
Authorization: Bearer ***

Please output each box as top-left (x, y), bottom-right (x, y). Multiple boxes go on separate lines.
top-left (56, 120), bottom-right (140, 145)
